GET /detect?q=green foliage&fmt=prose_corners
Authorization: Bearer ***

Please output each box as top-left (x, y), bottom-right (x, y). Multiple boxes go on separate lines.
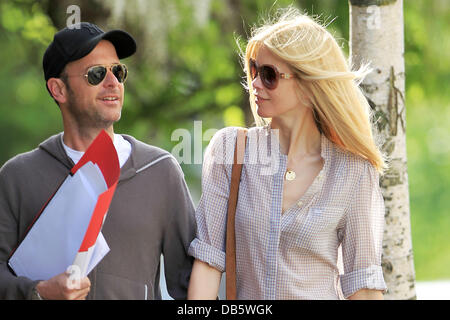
top-left (0, 1), bottom-right (55, 44)
top-left (402, 0), bottom-right (450, 280)
top-left (0, 1), bottom-right (60, 165)
top-left (404, 0), bottom-right (450, 101)
top-left (407, 97), bottom-right (450, 280)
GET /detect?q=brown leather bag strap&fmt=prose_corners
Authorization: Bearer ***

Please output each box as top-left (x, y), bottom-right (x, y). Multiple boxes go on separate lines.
top-left (226, 128), bottom-right (248, 300)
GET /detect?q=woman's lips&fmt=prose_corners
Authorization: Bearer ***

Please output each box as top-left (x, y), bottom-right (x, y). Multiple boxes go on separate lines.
top-left (255, 96), bottom-right (269, 104)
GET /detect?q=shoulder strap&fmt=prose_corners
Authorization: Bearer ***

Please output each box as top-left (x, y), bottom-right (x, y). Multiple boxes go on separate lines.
top-left (226, 128), bottom-right (248, 300)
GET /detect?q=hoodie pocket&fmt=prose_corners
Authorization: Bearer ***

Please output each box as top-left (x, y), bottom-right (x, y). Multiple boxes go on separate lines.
top-left (93, 272), bottom-right (153, 300)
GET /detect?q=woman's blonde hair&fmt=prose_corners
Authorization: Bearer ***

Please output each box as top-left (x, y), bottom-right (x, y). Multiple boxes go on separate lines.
top-left (243, 7), bottom-right (386, 173)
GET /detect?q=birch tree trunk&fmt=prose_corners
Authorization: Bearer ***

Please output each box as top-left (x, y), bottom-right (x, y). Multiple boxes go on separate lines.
top-left (349, 0), bottom-right (416, 300)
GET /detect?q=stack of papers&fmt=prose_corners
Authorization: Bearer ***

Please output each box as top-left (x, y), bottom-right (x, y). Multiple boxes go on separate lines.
top-left (8, 130), bottom-right (120, 281)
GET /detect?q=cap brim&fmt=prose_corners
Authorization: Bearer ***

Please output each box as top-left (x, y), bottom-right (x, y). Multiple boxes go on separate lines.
top-left (102, 30), bottom-right (137, 59)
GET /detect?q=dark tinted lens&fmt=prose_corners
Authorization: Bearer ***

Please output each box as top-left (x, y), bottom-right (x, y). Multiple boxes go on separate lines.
top-left (112, 64), bottom-right (127, 83)
top-left (261, 65), bottom-right (277, 89)
top-left (87, 66), bottom-right (107, 85)
top-left (249, 60), bottom-right (258, 80)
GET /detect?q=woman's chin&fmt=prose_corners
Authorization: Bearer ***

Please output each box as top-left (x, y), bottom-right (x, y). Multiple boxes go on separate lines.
top-left (256, 106), bottom-right (271, 118)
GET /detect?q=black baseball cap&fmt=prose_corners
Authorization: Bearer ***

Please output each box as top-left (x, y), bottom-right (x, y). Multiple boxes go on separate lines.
top-left (43, 22), bottom-right (136, 81)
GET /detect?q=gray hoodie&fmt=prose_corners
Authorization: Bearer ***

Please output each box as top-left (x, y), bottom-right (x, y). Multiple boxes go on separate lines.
top-left (0, 133), bottom-right (196, 299)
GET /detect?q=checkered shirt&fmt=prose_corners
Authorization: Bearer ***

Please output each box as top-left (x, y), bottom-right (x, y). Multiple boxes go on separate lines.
top-left (188, 126), bottom-right (387, 299)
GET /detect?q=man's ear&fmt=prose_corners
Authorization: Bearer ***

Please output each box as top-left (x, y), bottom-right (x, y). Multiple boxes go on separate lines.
top-left (47, 78), bottom-right (67, 104)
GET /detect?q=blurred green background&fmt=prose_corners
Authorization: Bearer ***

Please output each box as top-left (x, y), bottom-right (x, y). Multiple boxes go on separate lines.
top-left (0, 0), bottom-right (448, 281)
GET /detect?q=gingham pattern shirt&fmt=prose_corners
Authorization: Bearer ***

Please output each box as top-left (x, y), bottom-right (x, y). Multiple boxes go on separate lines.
top-left (188, 126), bottom-right (387, 299)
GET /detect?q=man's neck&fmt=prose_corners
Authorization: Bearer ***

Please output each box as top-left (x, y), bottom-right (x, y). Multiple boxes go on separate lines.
top-left (62, 127), bottom-right (114, 152)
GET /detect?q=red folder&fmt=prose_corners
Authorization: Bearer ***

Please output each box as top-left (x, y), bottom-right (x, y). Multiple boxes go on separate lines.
top-left (8, 130), bottom-right (120, 280)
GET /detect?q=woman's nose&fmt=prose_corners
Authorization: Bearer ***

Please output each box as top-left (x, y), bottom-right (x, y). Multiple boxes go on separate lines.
top-left (252, 75), bottom-right (264, 90)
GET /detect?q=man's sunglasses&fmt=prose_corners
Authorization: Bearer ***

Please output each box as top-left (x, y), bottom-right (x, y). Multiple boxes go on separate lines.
top-left (83, 63), bottom-right (128, 86)
top-left (249, 59), bottom-right (296, 90)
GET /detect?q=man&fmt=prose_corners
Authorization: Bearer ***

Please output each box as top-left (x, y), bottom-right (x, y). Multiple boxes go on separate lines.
top-left (0, 22), bottom-right (196, 300)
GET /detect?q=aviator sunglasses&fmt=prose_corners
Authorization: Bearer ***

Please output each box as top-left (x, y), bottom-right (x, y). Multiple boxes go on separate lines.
top-left (249, 58), bottom-right (296, 90)
top-left (80, 63), bottom-right (128, 86)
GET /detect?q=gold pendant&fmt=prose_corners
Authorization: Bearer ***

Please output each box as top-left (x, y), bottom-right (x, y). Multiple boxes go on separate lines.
top-left (285, 170), bottom-right (296, 181)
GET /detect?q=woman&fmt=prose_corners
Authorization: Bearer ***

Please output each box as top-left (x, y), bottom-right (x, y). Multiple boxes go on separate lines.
top-left (188, 7), bottom-right (387, 300)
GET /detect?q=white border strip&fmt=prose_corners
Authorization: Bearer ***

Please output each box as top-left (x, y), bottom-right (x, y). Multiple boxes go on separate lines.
top-left (136, 154), bottom-right (176, 174)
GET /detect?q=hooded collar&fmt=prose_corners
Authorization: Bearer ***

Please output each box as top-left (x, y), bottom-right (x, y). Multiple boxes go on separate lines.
top-left (38, 132), bottom-right (169, 183)
top-left (38, 132), bottom-right (74, 171)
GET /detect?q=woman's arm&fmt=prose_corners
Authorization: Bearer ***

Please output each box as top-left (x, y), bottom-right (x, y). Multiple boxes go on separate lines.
top-left (348, 289), bottom-right (384, 300)
top-left (188, 259), bottom-right (222, 300)
top-left (340, 162), bottom-right (388, 299)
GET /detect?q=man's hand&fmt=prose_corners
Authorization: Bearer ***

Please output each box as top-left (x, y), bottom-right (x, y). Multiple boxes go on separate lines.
top-left (35, 271), bottom-right (91, 300)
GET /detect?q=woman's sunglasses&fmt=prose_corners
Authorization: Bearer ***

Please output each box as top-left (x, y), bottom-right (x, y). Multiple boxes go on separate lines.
top-left (249, 59), bottom-right (296, 90)
top-left (83, 63), bottom-right (128, 86)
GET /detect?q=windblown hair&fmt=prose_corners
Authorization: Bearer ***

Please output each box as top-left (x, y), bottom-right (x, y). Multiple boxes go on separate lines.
top-left (243, 7), bottom-right (386, 173)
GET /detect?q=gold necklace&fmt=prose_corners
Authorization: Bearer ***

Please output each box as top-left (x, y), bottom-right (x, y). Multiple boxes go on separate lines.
top-left (285, 169), bottom-right (296, 181)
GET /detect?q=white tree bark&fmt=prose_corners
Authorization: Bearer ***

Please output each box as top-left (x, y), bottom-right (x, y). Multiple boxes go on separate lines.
top-left (349, 0), bottom-right (416, 300)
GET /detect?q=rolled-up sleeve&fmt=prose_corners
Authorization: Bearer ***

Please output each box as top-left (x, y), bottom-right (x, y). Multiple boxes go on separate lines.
top-left (340, 161), bottom-right (387, 298)
top-left (188, 127), bottom-right (236, 272)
